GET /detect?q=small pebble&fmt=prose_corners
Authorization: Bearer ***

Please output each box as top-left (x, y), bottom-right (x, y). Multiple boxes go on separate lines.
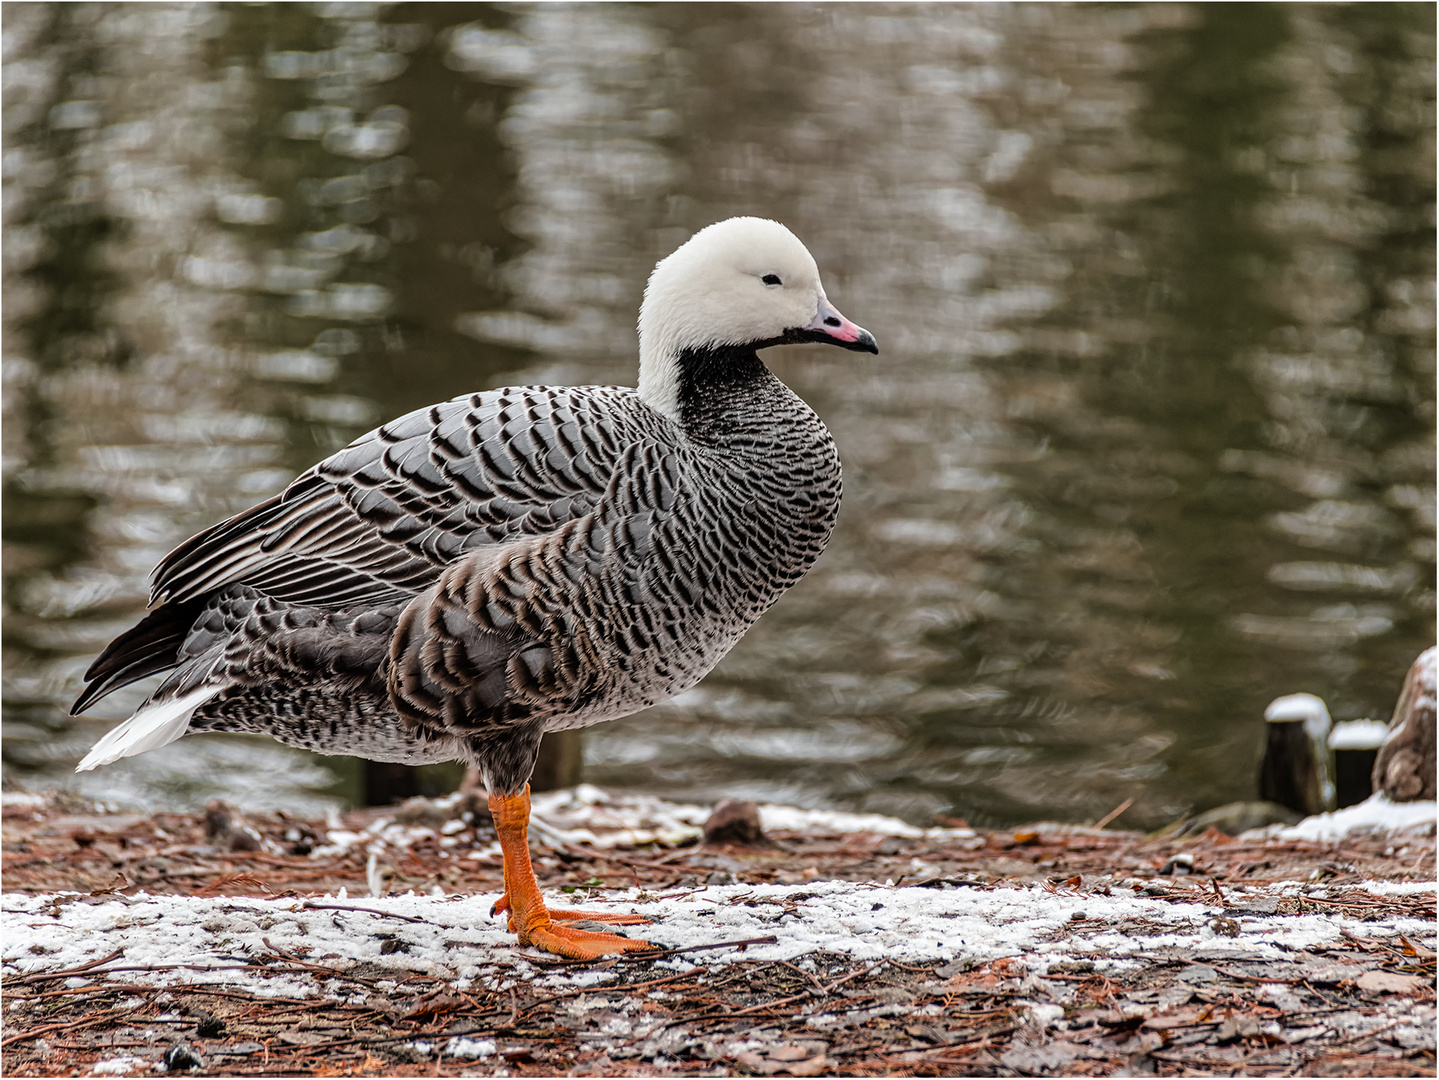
top-left (193, 1011), bottom-right (225, 1038)
top-left (703, 799), bottom-right (769, 846)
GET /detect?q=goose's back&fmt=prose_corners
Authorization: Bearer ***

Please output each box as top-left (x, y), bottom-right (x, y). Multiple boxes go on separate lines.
top-left (150, 384), bottom-right (669, 610)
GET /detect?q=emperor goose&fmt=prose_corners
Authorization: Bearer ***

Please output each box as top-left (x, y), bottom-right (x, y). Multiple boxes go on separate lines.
top-left (72, 216), bottom-right (877, 959)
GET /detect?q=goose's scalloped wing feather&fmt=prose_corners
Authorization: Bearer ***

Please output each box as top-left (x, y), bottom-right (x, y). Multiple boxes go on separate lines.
top-left (150, 385), bottom-right (651, 608)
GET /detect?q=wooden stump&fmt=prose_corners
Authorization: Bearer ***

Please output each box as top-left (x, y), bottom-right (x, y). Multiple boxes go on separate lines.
top-left (1372, 647), bottom-right (1436, 802)
top-left (1258, 693), bottom-right (1334, 815)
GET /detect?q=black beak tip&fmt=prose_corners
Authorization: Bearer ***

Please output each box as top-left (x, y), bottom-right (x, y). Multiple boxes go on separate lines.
top-left (857, 329), bottom-right (879, 355)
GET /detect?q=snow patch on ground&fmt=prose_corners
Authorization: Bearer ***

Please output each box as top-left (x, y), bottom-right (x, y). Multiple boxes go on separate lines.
top-left (5, 879), bottom-right (1432, 1002)
top-left (527, 785), bottom-right (975, 846)
top-left (1358, 880), bottom-right (1439, 895)
top-left (443, 1036), bottom-right (497, 1059)
top-left (529, 785), bottom-right (709, 847)
top-left (756, 803), bottom-right (975, 839)
top-left (1268, 793), bottom-right (1436, 842)
top-left (87, 1055), bottom-right (151, 1075)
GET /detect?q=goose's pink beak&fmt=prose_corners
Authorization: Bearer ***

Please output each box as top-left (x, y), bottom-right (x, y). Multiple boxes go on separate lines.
top-left (804, 297), bottom-right (878, 353)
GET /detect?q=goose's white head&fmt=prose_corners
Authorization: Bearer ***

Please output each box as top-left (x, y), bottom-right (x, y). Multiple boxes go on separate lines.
top-left (637, 217), bottom-right (877, 421)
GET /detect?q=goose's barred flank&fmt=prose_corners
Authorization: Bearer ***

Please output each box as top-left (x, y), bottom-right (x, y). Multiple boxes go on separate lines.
top-left (73, 216), bottom-right (878, 958)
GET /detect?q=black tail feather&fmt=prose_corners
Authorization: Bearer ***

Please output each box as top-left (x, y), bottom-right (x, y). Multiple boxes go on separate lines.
top-left (71, 597), bottom-right (207, 714)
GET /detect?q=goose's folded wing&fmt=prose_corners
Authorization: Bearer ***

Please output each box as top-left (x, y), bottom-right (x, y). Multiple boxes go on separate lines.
top-left (150, 385), bottom-right (650, 608)
top-left (388, 440), bottom-right (686, 739)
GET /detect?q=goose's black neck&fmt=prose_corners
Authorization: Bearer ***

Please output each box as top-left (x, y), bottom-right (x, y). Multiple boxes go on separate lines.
top-left (675, 345), bottom-right (775, 438)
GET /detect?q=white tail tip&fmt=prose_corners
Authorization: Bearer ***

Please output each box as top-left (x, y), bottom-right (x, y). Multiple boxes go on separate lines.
top-left (75, 686), bottom-right (219, 772)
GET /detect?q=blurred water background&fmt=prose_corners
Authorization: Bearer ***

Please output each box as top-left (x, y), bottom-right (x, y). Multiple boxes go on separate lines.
top-left (3, 2), bottom-right (1433, 828)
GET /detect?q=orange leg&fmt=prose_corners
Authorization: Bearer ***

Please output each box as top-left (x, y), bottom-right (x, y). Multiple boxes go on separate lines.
top-left (488, 786), bottom-right (655, 959)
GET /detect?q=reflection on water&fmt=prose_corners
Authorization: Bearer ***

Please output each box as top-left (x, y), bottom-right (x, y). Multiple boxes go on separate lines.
top-left (3, 3), bottom-right (1433, 826)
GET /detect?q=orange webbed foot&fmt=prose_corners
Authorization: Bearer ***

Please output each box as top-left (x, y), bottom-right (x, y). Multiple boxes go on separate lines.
top-left (524, 920), bottom-right (657, 960)
top-left (487, 785), bottom-right (658, 960)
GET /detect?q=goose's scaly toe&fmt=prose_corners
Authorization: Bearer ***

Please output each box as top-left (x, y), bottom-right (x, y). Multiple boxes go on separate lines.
top-left (491, 892), bottom-right (651, 928)
top-left (523, 921), bottom-right (656, 960)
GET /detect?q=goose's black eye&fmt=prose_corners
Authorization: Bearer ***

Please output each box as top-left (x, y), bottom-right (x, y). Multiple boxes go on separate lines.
top-left (762, 274), bottom-right (782, 286)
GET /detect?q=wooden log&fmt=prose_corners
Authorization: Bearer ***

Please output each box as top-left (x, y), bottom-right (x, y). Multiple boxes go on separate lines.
top-left (1372, 647), bottom-right (1436, 802)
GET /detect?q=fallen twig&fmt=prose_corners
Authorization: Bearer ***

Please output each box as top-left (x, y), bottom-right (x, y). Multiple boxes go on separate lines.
top-left (300, 900), bottom-right (427, 923)
top-left (0, 1007), bottom-right (133, 1047)
top-left (1094, 797), bottom-right (1135, 831)
top-left (15, 948), bottom-right (124, 984)
top-left (635, 934), bottom-right (780, 960)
